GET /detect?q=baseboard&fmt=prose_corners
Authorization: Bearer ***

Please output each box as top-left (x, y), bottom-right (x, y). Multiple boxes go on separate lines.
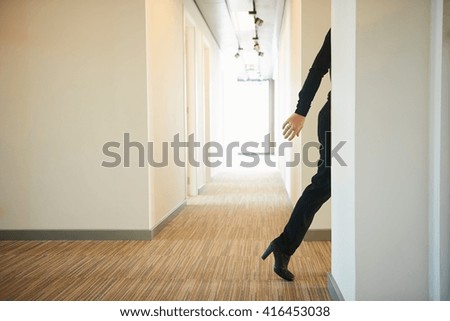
top-left (327, 273), bottom-right (345, 301)
top-left (0, 229), bottom-right (152, 241)
top-left (304, 229), bottom-right (331, 241)
top-left (198, 184), bottom-right (206, 194)
top-left (150, 200), bottom-right (187, 238)
top-left (0, 201), bottom-right (187, 241)
top-left (0, 205), bottom-right (324, 242)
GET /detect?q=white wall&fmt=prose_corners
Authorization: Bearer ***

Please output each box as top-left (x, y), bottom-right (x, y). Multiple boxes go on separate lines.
top-left (440, 0), bottom-right (450, 300)
top-left (441, 0), bottom-right (450, 300)
top-left (332, 0), bottom-right (447, 300)
top-left (330, 0), bottom-right (357, 301)
top-left (0, 0), bottom-right (150, 230)
top-left (355, 0), bottom-right (430, 300)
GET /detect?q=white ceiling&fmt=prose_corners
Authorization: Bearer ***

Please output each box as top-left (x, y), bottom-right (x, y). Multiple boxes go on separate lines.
top-left (194, 0), bottom-right (286, 80)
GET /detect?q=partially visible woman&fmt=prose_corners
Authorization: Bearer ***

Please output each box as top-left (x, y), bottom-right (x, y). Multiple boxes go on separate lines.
top-left (262, 29), bottom-right (331, 281)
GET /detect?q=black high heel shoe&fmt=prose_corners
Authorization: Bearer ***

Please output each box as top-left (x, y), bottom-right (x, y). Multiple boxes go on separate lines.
top-left (261, 241), bottom-right (295, 281)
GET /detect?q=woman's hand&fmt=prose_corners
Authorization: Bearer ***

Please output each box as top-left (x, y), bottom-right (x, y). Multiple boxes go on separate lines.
top-left (282, 113), bottom-right (305, 141)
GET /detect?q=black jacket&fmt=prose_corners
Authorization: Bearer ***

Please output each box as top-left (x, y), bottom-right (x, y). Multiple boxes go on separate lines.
top-left (295, 28), bottom-right (331, 117)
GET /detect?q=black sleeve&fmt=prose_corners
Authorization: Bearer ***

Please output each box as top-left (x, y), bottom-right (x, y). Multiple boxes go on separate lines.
top-left (295, 29), bottom-right (331, 117)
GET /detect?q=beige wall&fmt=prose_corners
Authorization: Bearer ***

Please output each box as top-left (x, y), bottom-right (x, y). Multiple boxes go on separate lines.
top-left (146, 0), bottom-right (223, 227)
top-left (184, 0), bottom-right (224, 190)
top-left (145, 0), bottom-right (186, 227)
top-left (0, 0), bottom-right (223, 233)
top-left (0, 0), bottom-right (150, 230)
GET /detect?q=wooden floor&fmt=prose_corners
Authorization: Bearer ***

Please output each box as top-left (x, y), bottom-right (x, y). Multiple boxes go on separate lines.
top-left (0, 169), bottom-right (331, 301)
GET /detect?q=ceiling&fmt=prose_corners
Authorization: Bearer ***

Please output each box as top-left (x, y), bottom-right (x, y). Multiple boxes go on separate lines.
top-left (194, 0), bottom-right (286, 80)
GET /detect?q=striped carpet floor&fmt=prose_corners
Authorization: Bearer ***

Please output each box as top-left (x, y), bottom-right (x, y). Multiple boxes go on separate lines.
top-left (0, 169), bottom-right (331, 300)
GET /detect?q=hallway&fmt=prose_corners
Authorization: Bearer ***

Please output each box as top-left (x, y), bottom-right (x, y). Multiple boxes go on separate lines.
top-left (1, 0), bottom-right (449, 304)
top-left (0, 170), bottom-right (331, 301)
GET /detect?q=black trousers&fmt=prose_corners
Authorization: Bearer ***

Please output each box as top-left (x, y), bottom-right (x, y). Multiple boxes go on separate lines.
top-left (274, 100), bottom-right (331, 256)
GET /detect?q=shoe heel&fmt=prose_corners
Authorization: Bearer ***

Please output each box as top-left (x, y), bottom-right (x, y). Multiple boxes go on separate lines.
top-left (261, 244), bottom-right (273, 260)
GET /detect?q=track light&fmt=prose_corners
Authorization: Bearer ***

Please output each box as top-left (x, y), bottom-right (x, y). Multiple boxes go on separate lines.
top-left (234, 47), bottom-right (243, 59)
top-left (255, 17), bottom-right (264, 27)
top-left (254, 42), bottom-right (260, 51)
top-left (249, 0), bottom-right (257, 15)
top-left (258, 51), bottom-right (264, 57)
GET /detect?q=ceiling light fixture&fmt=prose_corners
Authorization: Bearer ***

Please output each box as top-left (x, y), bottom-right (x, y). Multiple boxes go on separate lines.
top-left (248, 0), bottom-right (263, 27)
top-left (248, 0), bottom-right (257, 15)
top-left (249, 1), bottom-right (264, 58)
top-left (254, 17), bottom-right (264, 27)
